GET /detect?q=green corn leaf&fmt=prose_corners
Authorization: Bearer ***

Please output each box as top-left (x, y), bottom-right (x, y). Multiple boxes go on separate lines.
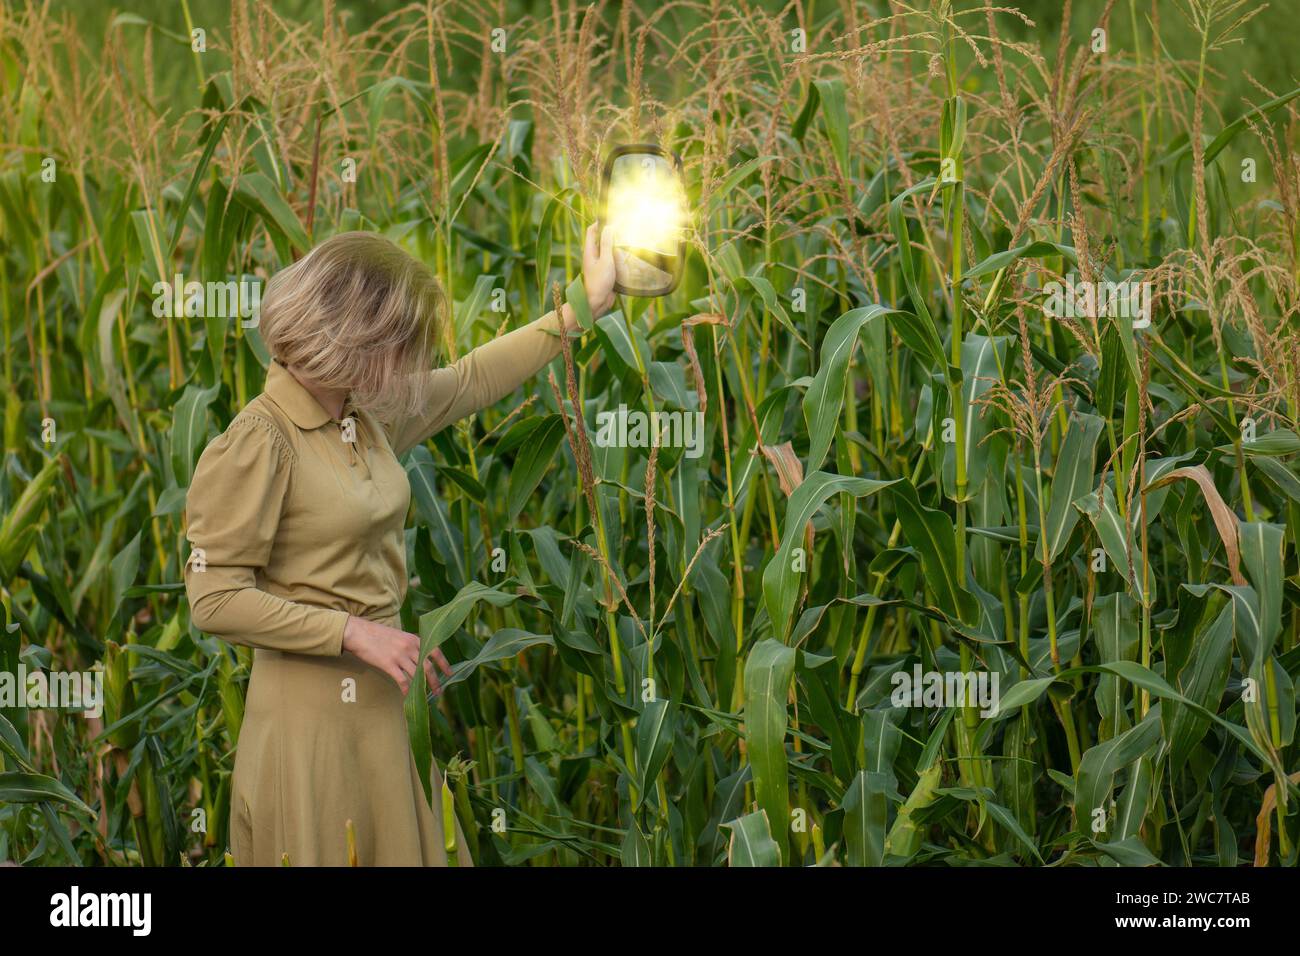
top-left (707, 155), bottom-right (778, 214)
top-left (170, 381), bottom-right (221, 487)
top-left (814, 79), bottom-right (849, 176)
top-left (742, 638), bottom-right (797, 864)
top-left (762, 473), bottom-right (897, 640)
top-left (1093, 592), bottom-right (1140, 740)
top-left (439, 628), bottom-right (554, 691)
top-left (722, 810), bottom-right (781, 867)
top-left (1075, 709), bottom-right (1162, 836)
top-left (507, 414), bottom-right (566, 520)
top-left (888, 480), bottom-right (981, 625)
top-left (0, 771), bottom-right (95, 816)
top-left (456, 273), bottom-right (498, 345)
top-left (231, 171), bottom-right (310, 253)
top-left (535, 188), bottom-right (574, 307)
top-left (634, 697), bottom-right (677, 809)
top-left (841, 769), bottom-right (889, 866)
top-left (565, 274), bottom-right (592, 332)
top-left (802, 305), bottom-right (891, 471)
top-left (1238, 522), bottom-right (1285, 654)
top-left (1039, 411), bottom-right (1104, 562)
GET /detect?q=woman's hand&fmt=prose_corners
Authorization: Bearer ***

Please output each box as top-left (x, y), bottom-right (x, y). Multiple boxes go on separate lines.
top-left (342, 615), bottom-right (452, 696)
top-left (560, 223), bottom-right (617, 332)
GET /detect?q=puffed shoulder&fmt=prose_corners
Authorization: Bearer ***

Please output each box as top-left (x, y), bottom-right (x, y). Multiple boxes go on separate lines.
top-left (199, 412), bottom-right (296, 470)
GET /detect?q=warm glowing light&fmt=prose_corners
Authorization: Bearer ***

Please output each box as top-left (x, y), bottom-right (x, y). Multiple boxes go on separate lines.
top-left (605, 155), bottom-right (686, 257)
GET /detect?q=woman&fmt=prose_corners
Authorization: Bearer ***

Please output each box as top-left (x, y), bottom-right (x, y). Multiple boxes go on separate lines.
top-left (184, 225), bottom-right (616, 865)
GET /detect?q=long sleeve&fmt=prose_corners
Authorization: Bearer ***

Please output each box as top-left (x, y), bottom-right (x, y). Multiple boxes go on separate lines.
top-left (387, 310), bottom-right (566, 457)
top-left (183, 414), bottom-right (350, 656)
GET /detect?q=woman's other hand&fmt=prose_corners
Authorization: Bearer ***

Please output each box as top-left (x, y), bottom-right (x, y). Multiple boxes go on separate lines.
top-left (560, 223), bottom-right (616, 332)
top-left (342, 615), bottom-right (451, 695)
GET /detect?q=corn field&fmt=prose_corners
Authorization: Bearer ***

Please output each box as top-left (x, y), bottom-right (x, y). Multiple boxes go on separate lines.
top-left (2, 0), bottom-right (1300, 868)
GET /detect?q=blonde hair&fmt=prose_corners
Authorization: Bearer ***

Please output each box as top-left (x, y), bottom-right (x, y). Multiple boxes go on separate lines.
top-left (258, 232), bottom-right (445, 420)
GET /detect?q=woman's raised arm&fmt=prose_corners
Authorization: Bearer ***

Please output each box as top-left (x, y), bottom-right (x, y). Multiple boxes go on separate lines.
top-left (385, 224), bottom-right (615, 457)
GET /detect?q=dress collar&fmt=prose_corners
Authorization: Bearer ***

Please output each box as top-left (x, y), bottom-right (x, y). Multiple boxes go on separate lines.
top-left (265, 357), bottom-right (356, 429)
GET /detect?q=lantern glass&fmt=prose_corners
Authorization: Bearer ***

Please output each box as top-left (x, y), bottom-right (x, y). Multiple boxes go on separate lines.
top-left (601, 145), bottom-right (686, 297)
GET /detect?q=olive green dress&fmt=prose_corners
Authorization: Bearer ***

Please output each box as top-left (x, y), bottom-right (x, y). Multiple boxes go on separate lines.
top-left (183, 311), bottom-right (565, 866)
